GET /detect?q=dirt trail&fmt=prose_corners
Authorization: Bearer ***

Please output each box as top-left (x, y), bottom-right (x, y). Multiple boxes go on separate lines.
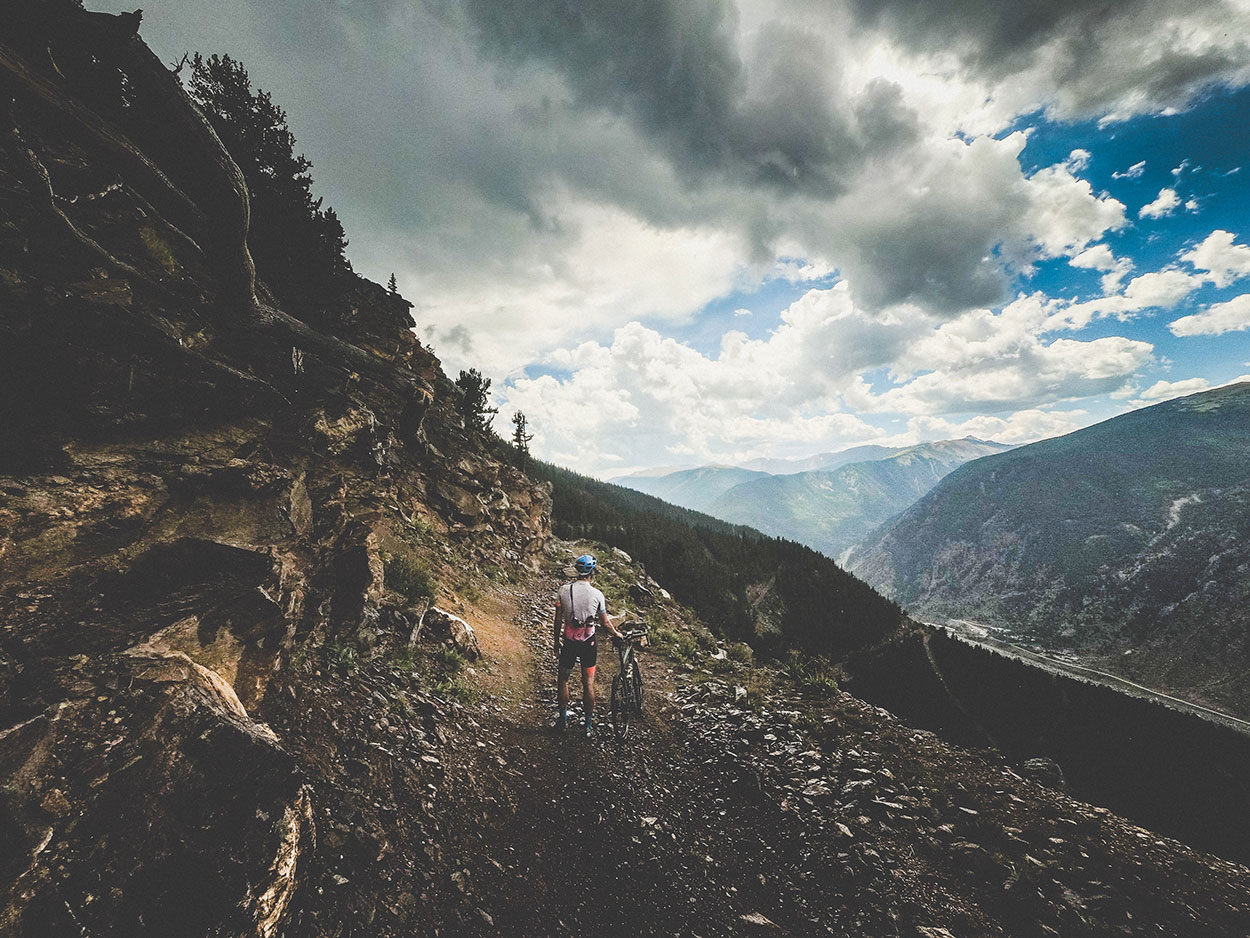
top-left (413, 575), bottom-right (1250, 938)
top-left (427, 582), bottom-right (822, 938)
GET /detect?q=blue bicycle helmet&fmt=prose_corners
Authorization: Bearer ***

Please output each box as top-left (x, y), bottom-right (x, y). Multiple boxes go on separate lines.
top-left (574, 554), bottom-right (597, 575)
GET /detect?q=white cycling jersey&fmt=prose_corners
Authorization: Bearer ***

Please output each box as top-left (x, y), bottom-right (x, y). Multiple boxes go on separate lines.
top-left (557, 579), bottom-right (606, 641)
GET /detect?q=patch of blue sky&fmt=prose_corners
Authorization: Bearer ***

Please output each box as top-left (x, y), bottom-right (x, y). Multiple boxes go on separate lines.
top-left (1010, 86), bottom-right (1250, 290)
top-left (519, 363), bottom-right (574, 382)
top-left (1022, 255), bottom-right (1104, 301)
top-left (1002, 86), bottom-right (1250, 382)
top-left (655, 265), bottom-right (841, 356)
top-left (857, 366), bottom-right (908, 395)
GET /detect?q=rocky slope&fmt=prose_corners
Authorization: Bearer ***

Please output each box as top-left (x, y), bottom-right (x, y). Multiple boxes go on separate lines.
top-left (0, 7), bottom-right (547, 933)
top-left (398, 541), bottom-right (1250, 937)
top-left (4, 8), bottom-right (1250, 937)
top-left (849, 383), bottom-right (1250, 718)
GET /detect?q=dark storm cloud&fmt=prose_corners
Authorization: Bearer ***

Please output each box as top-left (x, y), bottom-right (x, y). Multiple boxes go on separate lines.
top-left (455, 0), bottom-right (917, 198)
top-left (848, 220), bottom-right (1010, 315)
top-left (849, 0), bottom-right (1138, 70)
top-left (110, 0), bottom-right (1216, 337)
top-left (848, 0), bottom-right (1250, 118)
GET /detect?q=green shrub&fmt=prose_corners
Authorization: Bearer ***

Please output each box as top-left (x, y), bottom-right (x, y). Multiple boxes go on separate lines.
top-left (727, 642), bottom-right (754, 664)
top-left (384, 552), bottom-right (436, 606)
top-left (675, 632), bottom-right (700, 662)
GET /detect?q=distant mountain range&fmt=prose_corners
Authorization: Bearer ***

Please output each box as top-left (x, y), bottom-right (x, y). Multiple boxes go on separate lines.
top-left (738, 444), bottom-right (906, 475)
top-left (611, 465), bottom-right (772, 513)
top-left (848, 382), bottom-right (1250, 718)
top-left (613, 438), bottom-right (1011, 558)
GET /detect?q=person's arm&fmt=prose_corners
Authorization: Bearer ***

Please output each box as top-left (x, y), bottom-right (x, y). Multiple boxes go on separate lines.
top-left (600, 608), bottom-right (624, 641)
top-left (553, 596), bottom-right (563, 659)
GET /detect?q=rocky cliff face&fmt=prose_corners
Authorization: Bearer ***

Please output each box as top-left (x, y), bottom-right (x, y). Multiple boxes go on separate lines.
top-left (0, 7), bottom-right (547, 933)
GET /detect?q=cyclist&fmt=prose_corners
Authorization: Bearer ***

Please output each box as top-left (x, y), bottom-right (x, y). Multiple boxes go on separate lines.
top-left (553, 554), bottom-right (624, 736)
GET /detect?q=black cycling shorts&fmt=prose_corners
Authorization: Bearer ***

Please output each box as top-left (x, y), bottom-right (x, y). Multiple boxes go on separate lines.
top-left (559, 635), bottom-right (597, 670)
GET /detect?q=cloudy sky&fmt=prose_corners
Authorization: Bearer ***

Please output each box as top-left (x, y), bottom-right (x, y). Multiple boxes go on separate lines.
top-left (110, 0), bottom-right (1250, 476)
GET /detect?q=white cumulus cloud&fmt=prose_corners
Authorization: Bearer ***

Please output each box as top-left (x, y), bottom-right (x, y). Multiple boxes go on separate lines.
top-left (1169, 293), bottom-right (1250, 336)
top-left (1139, 187), bottom-right (1181, 219)
top-left (1070, 244), bottom-right (1134, 292)
top-left (1182, 230), bottom-right (1250, 287)
top-left (1137, 378), bottom-right (1212, 401)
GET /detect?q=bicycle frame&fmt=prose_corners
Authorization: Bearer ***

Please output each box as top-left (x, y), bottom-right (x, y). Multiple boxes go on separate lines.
top-left (610, 630), bottom-right (646, 739)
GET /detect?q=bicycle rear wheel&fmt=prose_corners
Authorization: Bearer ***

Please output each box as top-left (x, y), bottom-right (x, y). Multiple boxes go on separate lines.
top-left (611, 673), bottom-right (632, 739)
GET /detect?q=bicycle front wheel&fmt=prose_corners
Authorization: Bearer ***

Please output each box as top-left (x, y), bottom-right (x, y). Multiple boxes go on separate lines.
top-left (611, 673), bottom-right (632, 740)
top-left (630, 660), bottom-right (644, 714)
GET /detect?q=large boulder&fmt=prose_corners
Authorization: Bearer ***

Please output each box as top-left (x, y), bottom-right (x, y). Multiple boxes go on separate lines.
top-left (0, 649), bottom-right (312, 937)
top-left (424, 607), bottom-right (482, 661)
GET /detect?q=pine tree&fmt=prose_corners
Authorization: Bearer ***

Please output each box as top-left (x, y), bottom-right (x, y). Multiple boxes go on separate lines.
top-left (387, 273), bottom-right (398, 294)
top-left (511, 411), bottom-right (533, 462)
top-left (455, 369), bottom-right (498, 432)
top-left (186, 53), bottom-right (352, 317)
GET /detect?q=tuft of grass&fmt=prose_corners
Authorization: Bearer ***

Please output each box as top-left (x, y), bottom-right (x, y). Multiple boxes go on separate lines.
top-left (783, 651), bottom-right (839, 697)
top-left (390, 647), bottom-right (420, 672)
top-left (431, 645), bottom-right (473, 702)
top-left (325, 640), bottom-right (359, 673)
top-left (404, 516), bottom-right (435, 544)
top-left (384, 552), bottom-right (437, 606)
top-left (139, 226), bottom-right (177, 274)
top-left (435, 645), bottom-right (468, 676)
top-left (434, 678), bottom-right (476, 704)
top-left (650, 625), bottom-right (678, 647)
top-left (289, 644), bottom-right (310, 672)
top-left (727, 642), bottom-right (754, 665)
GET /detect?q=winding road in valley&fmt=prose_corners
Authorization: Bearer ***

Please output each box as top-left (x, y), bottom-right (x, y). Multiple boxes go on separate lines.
top-left (930, 620), bottom-right (1250, 736)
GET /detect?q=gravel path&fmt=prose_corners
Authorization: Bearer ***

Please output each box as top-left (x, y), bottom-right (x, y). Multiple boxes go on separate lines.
top-left (415, 573), bottom-right (1250, 938)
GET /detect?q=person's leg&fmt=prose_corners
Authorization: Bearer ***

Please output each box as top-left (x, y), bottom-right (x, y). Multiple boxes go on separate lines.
top-left (557, 660), bottom-right (573, 731)
top-left (581, 665), bottom-right (596, 716)
top-left (581, 664), bottom-right (597, 734)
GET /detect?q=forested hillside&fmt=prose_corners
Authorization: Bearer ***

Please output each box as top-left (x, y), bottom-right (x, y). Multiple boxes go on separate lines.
top-left (850, 382), bottom-right (1250, 717)
top-left (531, 461), bottom-right (905, 658)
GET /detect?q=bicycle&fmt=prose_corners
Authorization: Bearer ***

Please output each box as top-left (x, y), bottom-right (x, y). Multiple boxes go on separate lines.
top-left (610, 627), bottom-right (647, 740)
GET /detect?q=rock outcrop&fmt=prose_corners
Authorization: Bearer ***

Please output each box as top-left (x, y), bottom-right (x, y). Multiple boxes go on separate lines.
top-left (0, 7), bottom-right (547, 933)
